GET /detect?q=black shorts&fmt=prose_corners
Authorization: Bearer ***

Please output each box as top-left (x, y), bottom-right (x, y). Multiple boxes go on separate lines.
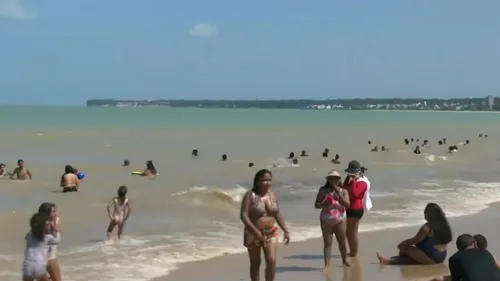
top-left (63, 187), bottom-right (78, 193)
top-left (346, 209), bottom-right (364, 219)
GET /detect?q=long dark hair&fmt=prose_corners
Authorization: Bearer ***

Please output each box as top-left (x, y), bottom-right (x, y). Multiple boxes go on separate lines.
top-left (61, 165), bottom-right (74, 183)
top-left (251, 169), bottom-right (272, 194)
top-left (38, 202), bottom-right (56, 216)
top-left (425, 203), bottom-right (452, 244)
top-left (473, 234), bottom-right (487, 250)
top-left (30, 213), bottom-right (48, 241)
top-left (146, 160), bottom-right (157, 173)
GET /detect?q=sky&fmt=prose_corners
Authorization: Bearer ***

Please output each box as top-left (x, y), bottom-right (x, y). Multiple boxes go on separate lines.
top-left (0, 0), bottom-right (499, 105)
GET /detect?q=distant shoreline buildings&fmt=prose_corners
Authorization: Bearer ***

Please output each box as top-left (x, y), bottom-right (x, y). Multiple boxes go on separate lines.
top-left (86, 97), bottom-right (498, 111)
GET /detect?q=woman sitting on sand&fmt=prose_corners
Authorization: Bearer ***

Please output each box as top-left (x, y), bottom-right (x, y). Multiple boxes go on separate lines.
top-left (315, 170), bottom-right (350, 268)
top-left (240, 169), bottom-right (290, 281)
top-left (60, 165), bottom-right (79, 192)
top-left (377, 203), bottom-right (452, 265)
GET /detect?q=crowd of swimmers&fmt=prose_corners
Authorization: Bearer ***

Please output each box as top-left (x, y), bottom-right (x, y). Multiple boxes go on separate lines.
top-left (12, 132), bottom-right (496, 280)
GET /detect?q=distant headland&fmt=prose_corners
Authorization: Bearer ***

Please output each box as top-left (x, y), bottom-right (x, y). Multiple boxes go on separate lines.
top-left (86, 96), bottom-right (499, 111)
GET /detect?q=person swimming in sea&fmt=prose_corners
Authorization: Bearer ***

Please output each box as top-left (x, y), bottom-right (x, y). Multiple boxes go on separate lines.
top-left (140, 160), bottom-right (158, 176)
top-left (10, 159), bottom-right (32, 180)
top-left (192, 149), bottom-right (198, 157)
top-left (404, 138), bottom-right (409, 145)
top-left (322, 149), bottom-right (329, 158)
top-left (60, 165), bottom-right (79, 193)
top-left (300, 150), bottom-right (308, 157)
top-left (0, 163), bottom-right (9, 177)
top-left (371, 146), bottom-right (379, 152)
top-left (381, 146), bottom-right (388, 152)
top-left (248, 162), bottom-right (254, 168)
top-left (413, 146), bottom-right (421, 155)
top-left (122, 160), bottom-right (130, 167)
top-left (106, 186), bottom-right (132, 240)
top-left (331, 154), bottom-right (340, 164)
top-left (221, 154), bottom-right (227, 161)
top-left (288, 152), bottom-right (295, 159)
top-left (292, 158), bottom-right (298, 165)
top-left (22, 213), bottom-right (61, 281)
top-left (448, 145), bottom-right (458, 153)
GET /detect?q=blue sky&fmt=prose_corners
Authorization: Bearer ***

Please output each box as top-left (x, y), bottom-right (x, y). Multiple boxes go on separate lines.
top-left (0, 0), bottom-right (499, 105)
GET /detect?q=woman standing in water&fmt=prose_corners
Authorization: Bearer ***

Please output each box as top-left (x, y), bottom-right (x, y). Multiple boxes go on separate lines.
top-left (315, 170), bottom-right (350, 269)
top-left (38, 203), bottom-right (61, 281)
top-left (344, 160), bottom-right (368, 258)
top-left (60, 165), bottom-right (79, 192)
top-left (240, 169), bottom-right (290, 281)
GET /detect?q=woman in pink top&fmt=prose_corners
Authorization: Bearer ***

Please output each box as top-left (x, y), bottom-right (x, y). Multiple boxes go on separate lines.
top-left (315, 170), bottom-right (351, 269)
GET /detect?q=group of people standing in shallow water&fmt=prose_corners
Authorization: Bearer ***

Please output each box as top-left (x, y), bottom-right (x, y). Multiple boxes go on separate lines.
top-left (240, 159), bottom-right (372, 281)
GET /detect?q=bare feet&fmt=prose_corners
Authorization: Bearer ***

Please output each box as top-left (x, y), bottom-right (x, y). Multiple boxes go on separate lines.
top-left (342, 259), bottom-right (351, 266)
top-left (377, 252), bottom-right (391, 265)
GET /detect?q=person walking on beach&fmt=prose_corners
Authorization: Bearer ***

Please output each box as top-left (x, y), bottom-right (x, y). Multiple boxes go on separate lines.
top-left (106, 186), bottom-right (132, 240)
top-left (240, 169), bottom-right (290, 281)
top-left (315, 170), bottom-right (350, 269)
top-left (38, 203), bottom-right (62, 281)
top-left (344, 160), bottom-right (369, 257)
top-left (377, 203), bottom-right (452, 265)
top-left (22, 213), bottom-right (61, 281)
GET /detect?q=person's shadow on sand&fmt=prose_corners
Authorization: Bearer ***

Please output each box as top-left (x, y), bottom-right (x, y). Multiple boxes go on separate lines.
top-left (284, 254), bottom-right (341, 260)
top-left (276, 266), bottom-right (320, 273)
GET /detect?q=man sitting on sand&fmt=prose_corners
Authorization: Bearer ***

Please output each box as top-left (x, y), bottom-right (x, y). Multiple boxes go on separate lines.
top-left (435, 234), bottom-right (500, 281)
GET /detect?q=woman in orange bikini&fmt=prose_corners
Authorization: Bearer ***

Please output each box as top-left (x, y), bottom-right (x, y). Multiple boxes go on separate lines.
top-left (315, 170), bottom-right (350, 269)
top-left (240, 169), bottom-right (290, 281)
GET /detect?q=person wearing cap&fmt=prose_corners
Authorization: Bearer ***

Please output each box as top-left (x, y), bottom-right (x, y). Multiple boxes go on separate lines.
top-left (315, 170), bottom-right (351, 268)
top-left (343, 160), bottom-right (370, 257)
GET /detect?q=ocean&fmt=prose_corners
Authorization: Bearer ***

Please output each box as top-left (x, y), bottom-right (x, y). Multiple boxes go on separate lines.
top-left (0, 106), bottom-right (499, 281)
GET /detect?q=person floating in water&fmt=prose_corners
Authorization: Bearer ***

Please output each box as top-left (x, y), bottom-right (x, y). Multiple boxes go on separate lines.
top-left (122, 160), bottom-right (130, 167)
top-left (300, 150), bottom-right (308, 157)
top-left (141, 160), bottom-right (158, 176)
top-left (331, 154), bottom-right (341, 164)
top-left (221, 154), bottom-right (227, 161)
top-left (10, 159), bottom-right (32, 180)
top-left (292, 158), bottom-right (298, 165)
top-left (106, 186), bottom-right (132, 240)
top-left (413, 146), bottom-right (421, 155)
top-left (371, 146), bottom-right (379, 152)
top-left (322, 148), bottom-right (329, 158)
top-left (192, 149), bottom-right (198, 157)
top-left (381, 146), bottom-right (388, 152)
top-left (248, 162), bottom-right (254, 168)
top-left (60, 165), bottom-right (79, 193)
top-left (404, 138), bottom-right (409, 145)
top-left (22, 213), bottom-right (61, 281)
top-left (288, 152), bottom-right (295, 159)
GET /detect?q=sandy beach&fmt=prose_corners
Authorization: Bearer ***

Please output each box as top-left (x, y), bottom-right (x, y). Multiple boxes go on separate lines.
top-left (156, 202), bottom-right (500, 281)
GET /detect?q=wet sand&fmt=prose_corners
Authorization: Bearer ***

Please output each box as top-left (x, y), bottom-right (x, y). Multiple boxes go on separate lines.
top-left (155, 202), bottom-right (500, 281)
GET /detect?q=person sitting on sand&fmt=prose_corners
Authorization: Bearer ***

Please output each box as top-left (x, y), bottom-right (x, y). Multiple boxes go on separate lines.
top-left (440, 234), bottom-right (500, 281)
top-left (10, 159), bottom-right (32, 180)
top-left (473, 234), bottom-right (500, 270)
top-left (331, 154), bottom-right (341, 164)
top-left (60, 165), bottom-right (79, 193)
top-left (371, 146), bottom-right (379, 152)
top-left (221, 154), bottom-right (227, 161)
top-left (140, 160), bottom-right (157, 176)
top-left (240, 169), bottom-right (290, 281)
top-left (315, 170), bottom-right (350, 268)
top-left (377, 203), bottom-right (452, 265)
top-left (300, 150), bottom-right (308, 157)
top-left (288, 152), bottom-right (295, 159)
top-left (413, 146), bottom-right (421, 155)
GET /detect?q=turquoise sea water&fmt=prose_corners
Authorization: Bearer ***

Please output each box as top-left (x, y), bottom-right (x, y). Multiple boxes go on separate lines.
top-left (1, 106), bottom-right (500, 130)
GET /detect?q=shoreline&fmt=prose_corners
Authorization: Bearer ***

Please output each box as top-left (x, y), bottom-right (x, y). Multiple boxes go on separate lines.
top-left (154, 201), bottom-right (500, 281)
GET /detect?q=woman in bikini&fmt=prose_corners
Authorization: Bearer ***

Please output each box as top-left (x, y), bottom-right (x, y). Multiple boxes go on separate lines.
top-left (240, 169), bottom-right (290, 281)
top-left (377, 203), bottom-right (452, 265)
top-left (38, 203), bottom-right (61, 281)
top-left (315, 170), bottom-right (350, 269)
top-left (60, 165), bottom-right (79, 192)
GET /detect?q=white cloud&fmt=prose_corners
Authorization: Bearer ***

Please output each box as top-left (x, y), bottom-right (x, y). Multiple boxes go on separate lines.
top-left (0, 0), bottom-right (36, 20)
top-left (189, 22), bottom-right (219, 38)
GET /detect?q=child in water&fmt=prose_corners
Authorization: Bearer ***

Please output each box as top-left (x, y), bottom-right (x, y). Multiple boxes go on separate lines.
top-left (22, 213), bottom-right (61, 281)
top-left (106, 186), bottom-right (132, 240)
